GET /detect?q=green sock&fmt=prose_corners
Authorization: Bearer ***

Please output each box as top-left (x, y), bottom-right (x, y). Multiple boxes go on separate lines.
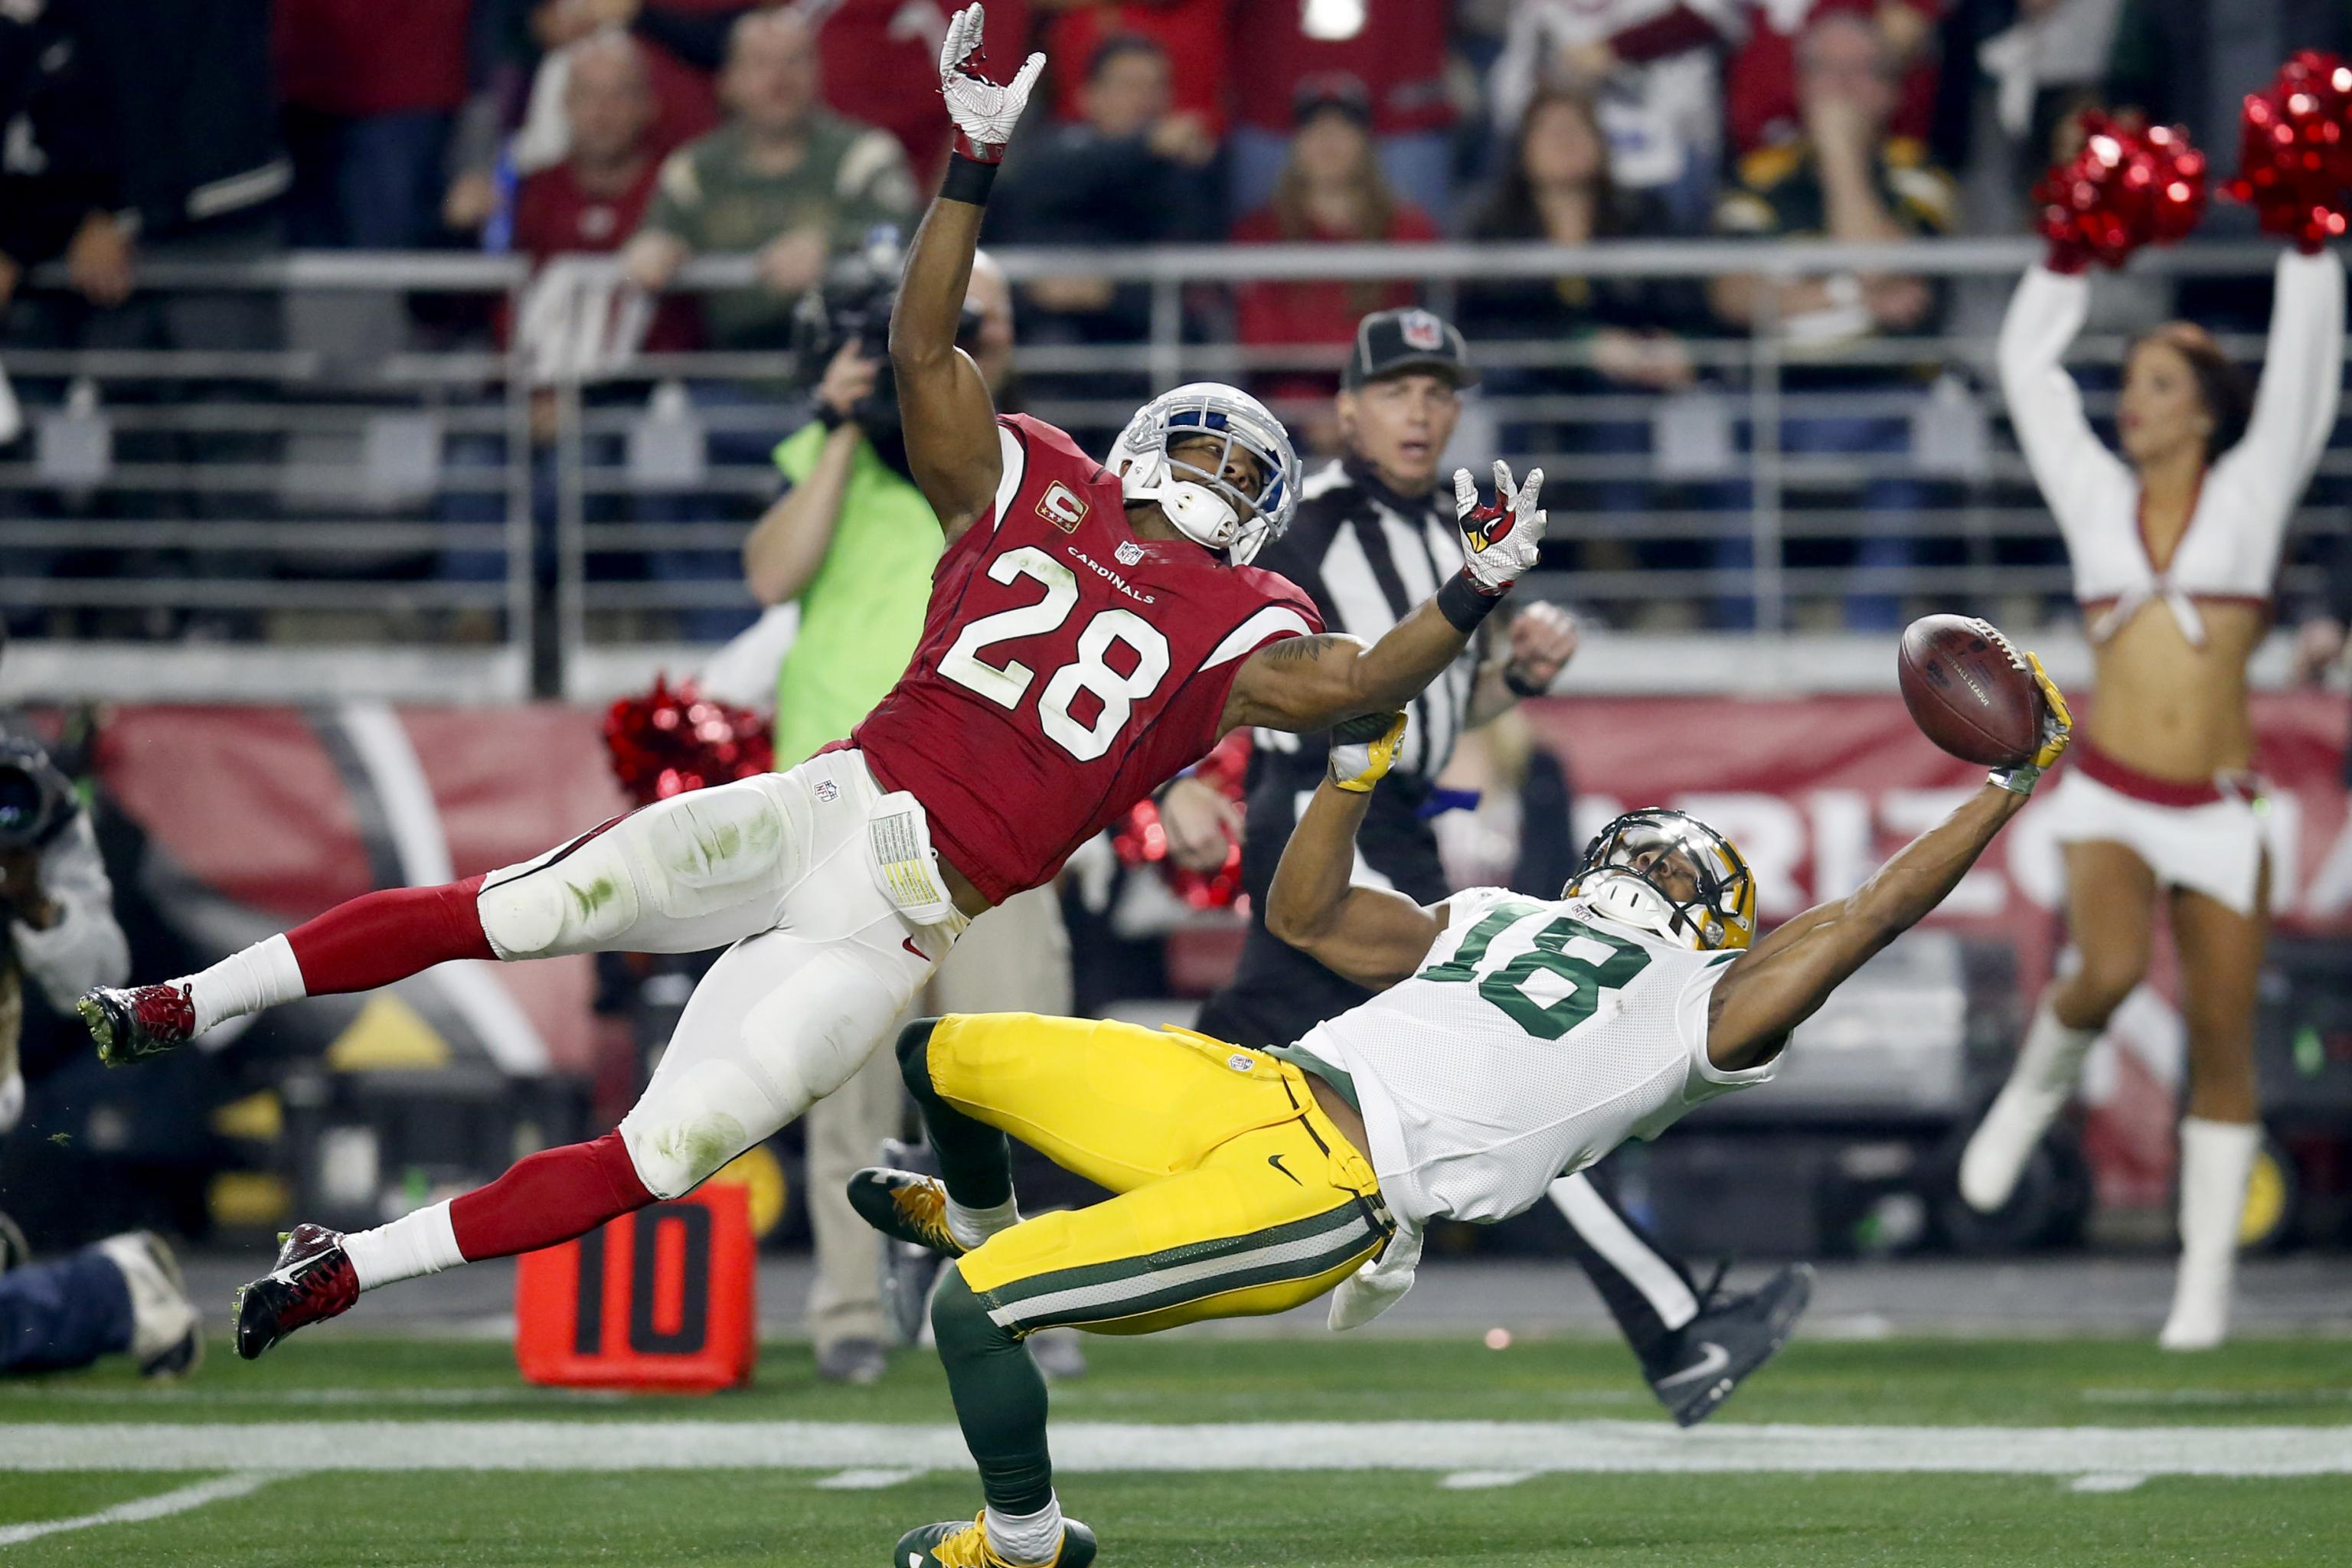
top-left (896, 1018), bottom-right (1014, 1210)
top-left (932, 1266), bottom-right (1054, 1514)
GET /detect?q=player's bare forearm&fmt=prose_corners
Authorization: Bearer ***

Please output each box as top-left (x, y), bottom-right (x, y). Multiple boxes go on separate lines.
top-left (1708, 783), bottom-right (2023, 1067)
top-left (742, 425), bottom-right (859, 606)
top-left (1265, 778), bottom-right (1444, 991)
top-left (1221, 599), bottom-right (1474, 734)
top-left (890, 194), bottom-right (1000, 540)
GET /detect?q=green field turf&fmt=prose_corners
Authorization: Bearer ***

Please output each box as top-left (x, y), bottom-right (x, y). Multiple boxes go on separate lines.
top-left (3, 1334), bottom-right (2348, 1566)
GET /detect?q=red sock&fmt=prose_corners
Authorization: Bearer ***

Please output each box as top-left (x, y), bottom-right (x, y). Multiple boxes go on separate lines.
top-left (283, 875), bottom-right (495, 995)
top-left (448, 1131), bottom-right (654, 1262)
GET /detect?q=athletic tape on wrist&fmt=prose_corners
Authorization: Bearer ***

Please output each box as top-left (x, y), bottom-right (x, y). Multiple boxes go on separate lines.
top-left (1437, 571), bottom-right (1505, 632)
top-left (1502, 665), bottom-right (1550, 698)
top-left (941, 153), bottom-right (999, 206)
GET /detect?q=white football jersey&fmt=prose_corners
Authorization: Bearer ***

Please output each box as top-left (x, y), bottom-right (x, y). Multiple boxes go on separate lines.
top-left (1289, 885), bottom-right (1779, 1235)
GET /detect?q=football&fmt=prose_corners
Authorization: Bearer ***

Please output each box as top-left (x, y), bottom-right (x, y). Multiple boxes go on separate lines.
top-left (1897, 615), bottom-right (2043, 766)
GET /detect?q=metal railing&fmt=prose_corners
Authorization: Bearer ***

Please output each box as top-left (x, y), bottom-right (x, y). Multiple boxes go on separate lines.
top-left (2, 239), bottom-right (2342, 702)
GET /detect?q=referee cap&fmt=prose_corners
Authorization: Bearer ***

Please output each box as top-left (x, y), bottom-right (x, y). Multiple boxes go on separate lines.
top-left (1342, 308), bottom-right (1479, 391)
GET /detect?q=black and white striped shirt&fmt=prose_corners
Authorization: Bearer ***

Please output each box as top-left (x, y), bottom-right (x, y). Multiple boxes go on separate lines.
top-left (1253, 458), bottom-right (1478, 783)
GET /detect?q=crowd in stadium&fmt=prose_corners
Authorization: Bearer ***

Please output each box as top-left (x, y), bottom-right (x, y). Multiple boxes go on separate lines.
top-left (2, 0), bottom-right (2345, 648)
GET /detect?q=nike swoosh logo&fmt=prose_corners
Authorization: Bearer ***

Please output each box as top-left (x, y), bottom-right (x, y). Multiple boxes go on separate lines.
top-left (1655, 1341), bottom-right (1730, 1388)
top-left (902, 937), bottom-right (926, 960)
top-left (1267, 1153), bottom-right (1302, 1185)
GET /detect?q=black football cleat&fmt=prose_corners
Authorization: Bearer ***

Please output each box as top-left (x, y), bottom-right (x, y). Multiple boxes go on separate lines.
top-left (79, 982), bottom-right (198, 1066)
top-left (848, 1166), bottom-right (967, 1259)
top-left (234, 1223), bottom-right (360, 1360)
top-left (1647, 1263), bottom-right (1815, 1428)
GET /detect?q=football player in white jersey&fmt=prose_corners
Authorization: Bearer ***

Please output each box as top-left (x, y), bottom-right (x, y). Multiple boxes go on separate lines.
top-left (848, 660), bottom-right (2070, 1568)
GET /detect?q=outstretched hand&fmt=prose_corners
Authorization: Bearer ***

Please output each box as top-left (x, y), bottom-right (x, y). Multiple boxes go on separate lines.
top-left (1453, 460), bottom-right (1547, 594)
top-left (939, 5), bottom-right (1045, 165)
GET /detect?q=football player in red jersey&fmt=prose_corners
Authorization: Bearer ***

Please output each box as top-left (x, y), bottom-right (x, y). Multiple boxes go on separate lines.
top-left (77, 2), bottom-right (1553, 1370)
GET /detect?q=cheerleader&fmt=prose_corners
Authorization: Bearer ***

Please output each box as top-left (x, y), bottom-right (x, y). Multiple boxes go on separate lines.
top-left (1959, 181), bottom-right (2344, 1349)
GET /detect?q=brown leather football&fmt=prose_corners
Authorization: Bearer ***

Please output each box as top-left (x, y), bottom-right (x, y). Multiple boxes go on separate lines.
top-left (1897, 615), bottom-right (2043, 767)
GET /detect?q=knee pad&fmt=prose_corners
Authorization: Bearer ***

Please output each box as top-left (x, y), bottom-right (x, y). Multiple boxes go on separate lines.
top-left (635, 778), bottom-right (793, 915)
top-left (618, 1064), bottom-right (761, 1198)
top-left (478, 828), bottom-right (644, 959)
top-left (742, 947), bottom-right (913, 1109)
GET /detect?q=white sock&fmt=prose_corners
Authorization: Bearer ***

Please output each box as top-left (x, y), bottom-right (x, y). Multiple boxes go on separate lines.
top-left (946, 1194), bottom-right (1020, 1252)
top-left (2160, 1117), bottom-right (2259, 1350)
top-left (182, 934), bottom-right (307, 1034)
top-left (341, 1200), bottom-right (465, 1292)
top-left (984, 1495), bottom-right (1065, 1566)
top-left (2013, 997), bottom-right (2099, 1096)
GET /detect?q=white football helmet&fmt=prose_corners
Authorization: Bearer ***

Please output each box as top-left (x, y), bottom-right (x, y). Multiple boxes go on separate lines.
top-left (1106, 383), bottom-right (1300, 565)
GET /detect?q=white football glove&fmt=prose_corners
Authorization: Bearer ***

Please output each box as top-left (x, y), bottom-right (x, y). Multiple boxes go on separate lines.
top-left (1453, 460), bottom-right (1547, 594)
top-left (939, 5), bottom-right (1044, 165)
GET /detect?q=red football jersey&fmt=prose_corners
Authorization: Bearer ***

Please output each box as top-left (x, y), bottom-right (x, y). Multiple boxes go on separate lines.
top-left (850, 414), bottom-right (1322, 903)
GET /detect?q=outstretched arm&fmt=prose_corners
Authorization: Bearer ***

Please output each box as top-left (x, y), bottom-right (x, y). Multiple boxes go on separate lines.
top-left (890, 194), bottom-right (1000, 541)
top-left (1263, 716), bottom-right (1446, 991)
top-left (890, 5), bottom-right (1044, 543)
top-left (1707, 658), bottom-right (2073, 1070)
top-left (1223, 462), bottom-right (1549, 733)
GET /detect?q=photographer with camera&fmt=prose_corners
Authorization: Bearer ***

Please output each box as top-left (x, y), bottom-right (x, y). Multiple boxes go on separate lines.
top-left (0, 719), bottom-right (130, 1138)
top-left (740, 245), bottom-right (1076, 1385)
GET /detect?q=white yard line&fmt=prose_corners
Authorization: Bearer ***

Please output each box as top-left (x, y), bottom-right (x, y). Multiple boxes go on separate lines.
top-left (0, 1422), bottom-right (2346, 1478)
top-left (0, 1472), bottom-right (274, 1546)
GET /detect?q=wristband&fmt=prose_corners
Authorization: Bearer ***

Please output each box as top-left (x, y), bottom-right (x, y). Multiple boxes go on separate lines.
top-left (1502, 665), bottom-right (1550, 699)
top-left (814, 403), bottom-right (851, 432)
top-left (1436, 571), bottom-right (1506, 633)
top-left (941, 153), bottom-right (1000, 207)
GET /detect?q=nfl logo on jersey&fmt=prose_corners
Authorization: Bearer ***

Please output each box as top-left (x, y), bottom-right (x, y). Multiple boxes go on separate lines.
top-left (1116, 541), bottom-right (1145, 566)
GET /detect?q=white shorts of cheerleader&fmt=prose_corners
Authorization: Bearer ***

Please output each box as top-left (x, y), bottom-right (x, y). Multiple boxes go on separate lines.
top-left (2039, 764), bottom-right (2266, 919)
top-left (472, 748), bottom-right (968, 1199)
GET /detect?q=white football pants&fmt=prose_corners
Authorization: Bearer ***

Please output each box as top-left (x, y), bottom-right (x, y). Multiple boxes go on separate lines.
top-left (473, 749), bottom-right (955, 1199)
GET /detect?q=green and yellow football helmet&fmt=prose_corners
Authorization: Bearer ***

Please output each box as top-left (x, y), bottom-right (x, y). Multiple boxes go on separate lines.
top-left (1564, 808), bottom-right (1756, 952)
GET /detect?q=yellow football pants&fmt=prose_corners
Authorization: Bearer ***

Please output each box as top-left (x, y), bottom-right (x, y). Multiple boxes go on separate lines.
top-left (921, 1012), bottom-right (1392, 1336)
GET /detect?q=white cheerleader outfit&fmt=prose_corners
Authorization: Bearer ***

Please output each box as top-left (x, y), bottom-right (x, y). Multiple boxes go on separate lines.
top-left (1997, 250), bottom-right (2345, 916)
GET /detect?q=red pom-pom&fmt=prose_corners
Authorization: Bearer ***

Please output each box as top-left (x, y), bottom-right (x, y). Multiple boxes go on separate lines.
top-left (602, 675), bottom-right (775, 807)
top-left (1111, 730), bottom-right (1252, 910)
top-left (2034, 113), bottom-right (2209, 273)
top-left (2223, 51), bottom-right (2352, 252)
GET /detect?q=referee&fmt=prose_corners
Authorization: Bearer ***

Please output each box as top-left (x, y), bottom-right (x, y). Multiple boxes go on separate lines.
top-left (1178, 309), bottom-right (1811, 1426)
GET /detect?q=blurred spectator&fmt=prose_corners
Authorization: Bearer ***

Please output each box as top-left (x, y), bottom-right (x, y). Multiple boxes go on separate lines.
top-left (0, 0), bottom-right (121, 315)
top-left (622, 9), bottom-right (917, 350)
top-left (1708, 8), bottom-right (1958, 630)
top-left (531, 0), bottom-right (743, 161)
top-left (276, 0), bottom-right (491, 249)
top-left (985, 35), bottom-right (1218, 351)
top-left (2292, 528), bottom-right (2352, 788)
top-left (1727, 0), bottom-right (1945, 155)
top-left (1459, 90), bottom-right (1700, 394)
top-left (1044, 0), bottom-right (1233, 140)
top-left (1231, 82), bottom-right (1439, 432)
top-left (1488, 0), bottom-right (1746, 233)
top-left (559, 1), bottom-right (1031, 189)
top-left (1459, 90), bottom-right (1704, 580)
top-left (0, 1223), bottom-right (202, 1380)
top-left (511, 33), bottom-right (669, 272)
top-left (1229, 0), bottom-right (1457, 222)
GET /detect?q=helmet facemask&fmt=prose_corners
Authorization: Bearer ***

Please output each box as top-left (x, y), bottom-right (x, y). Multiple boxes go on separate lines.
top-left (1564, 810), bottom-right (1756, 952)
top-left (1109, 384), bottom-right (1299, 564)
